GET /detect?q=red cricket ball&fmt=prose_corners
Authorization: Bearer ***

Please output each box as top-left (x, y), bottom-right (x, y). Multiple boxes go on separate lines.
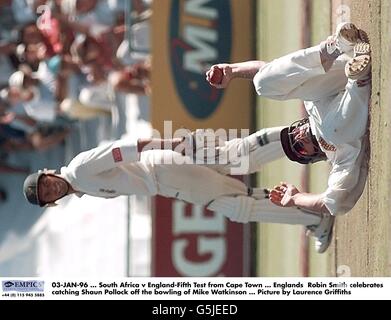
top-left (210, 67), bottom-right (223, 85)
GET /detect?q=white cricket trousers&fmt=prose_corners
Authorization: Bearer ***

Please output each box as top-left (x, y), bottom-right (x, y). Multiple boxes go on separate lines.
top-left (142, 150), bottom-right (321, 226)
top-left (253, 45), bottom-right (349, 101)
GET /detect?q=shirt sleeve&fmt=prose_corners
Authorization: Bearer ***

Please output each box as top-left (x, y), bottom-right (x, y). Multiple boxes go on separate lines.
top-left (322, 141), bottom-right (367, 215)
top-left (67, 139), bottom-right (139, 177)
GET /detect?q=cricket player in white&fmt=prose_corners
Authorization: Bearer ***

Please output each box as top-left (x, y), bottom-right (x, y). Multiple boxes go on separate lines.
top-left (23, 134), bottom-right (328, 251)
top-left (206, 22), bottom-right (371, 244)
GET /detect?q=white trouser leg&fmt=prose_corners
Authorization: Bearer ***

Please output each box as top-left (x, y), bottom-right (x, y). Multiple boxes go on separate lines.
top-left (147, 150), bottom-right (321, 227)
top-left (202, 126), bottom-right (286, 175)
top-left (208, 195), bottom-right (321, 226)
top-left (150, 150), bottom-right (248, 205)
top-left (253, 45), bottom-right (349, 101)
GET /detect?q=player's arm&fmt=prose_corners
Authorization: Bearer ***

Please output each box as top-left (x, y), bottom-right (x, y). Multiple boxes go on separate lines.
top-left (137, 138), bottom-right (183, 153)
top-left (269, 182), bottom-right (330, 214)
top-left (72, 138), bottom-right (184, 175)
top-left (228, 61), bottom-right (267, 79)
top-left (206, 61), bottom-right (267, 89)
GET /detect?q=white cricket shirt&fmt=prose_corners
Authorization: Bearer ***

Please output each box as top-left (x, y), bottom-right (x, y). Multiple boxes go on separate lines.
top-left (60, 140), bottom-right (158, 198)
top-left (305, 79), bottom-right (369, 215)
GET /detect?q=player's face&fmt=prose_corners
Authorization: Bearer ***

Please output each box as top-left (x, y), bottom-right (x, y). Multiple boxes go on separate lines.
top-left (291, 124), bottom-right (316, 156)
top-left (38, 175), bottom-right (69, 204)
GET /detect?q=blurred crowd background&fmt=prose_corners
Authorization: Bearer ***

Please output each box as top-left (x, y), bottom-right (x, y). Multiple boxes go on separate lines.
top-left (0, 0), bottom-right (151, 202)
top-left (0, 0), bottom-right (154, 276)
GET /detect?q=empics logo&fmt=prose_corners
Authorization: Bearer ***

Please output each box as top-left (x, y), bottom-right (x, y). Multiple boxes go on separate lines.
top-left (170, 0), bottom-right (232, 119)
top-left (3, 281), bottom-right (14, 288)
top-left (2, 280), bottom-right (44, 292)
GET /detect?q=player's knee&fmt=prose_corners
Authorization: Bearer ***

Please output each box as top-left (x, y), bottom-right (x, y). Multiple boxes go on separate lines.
top-left (253, 70), bottom-right (281, 97)
top-left (253, 68), bottom-right (288, 99)
top-left (253, 70), bottom-right (267, 95)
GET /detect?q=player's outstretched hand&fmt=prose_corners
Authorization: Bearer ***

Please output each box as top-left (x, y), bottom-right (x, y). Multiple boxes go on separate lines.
top-left (269, 182), bottom-right (300, 207)
top-left (206, 64), bottom-right (233, 89)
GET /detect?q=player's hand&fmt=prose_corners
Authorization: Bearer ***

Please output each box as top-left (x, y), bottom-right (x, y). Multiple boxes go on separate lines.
top-left (206, 64), bottom-right (234, 89)
top-left (177, 129), bottom-right (225, 162)
top-left (269, 182), bottom-right (300, 207)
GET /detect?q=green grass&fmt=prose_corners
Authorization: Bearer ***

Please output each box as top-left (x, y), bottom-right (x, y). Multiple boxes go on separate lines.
top-left (255, 0), bottom-right (332, 276)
